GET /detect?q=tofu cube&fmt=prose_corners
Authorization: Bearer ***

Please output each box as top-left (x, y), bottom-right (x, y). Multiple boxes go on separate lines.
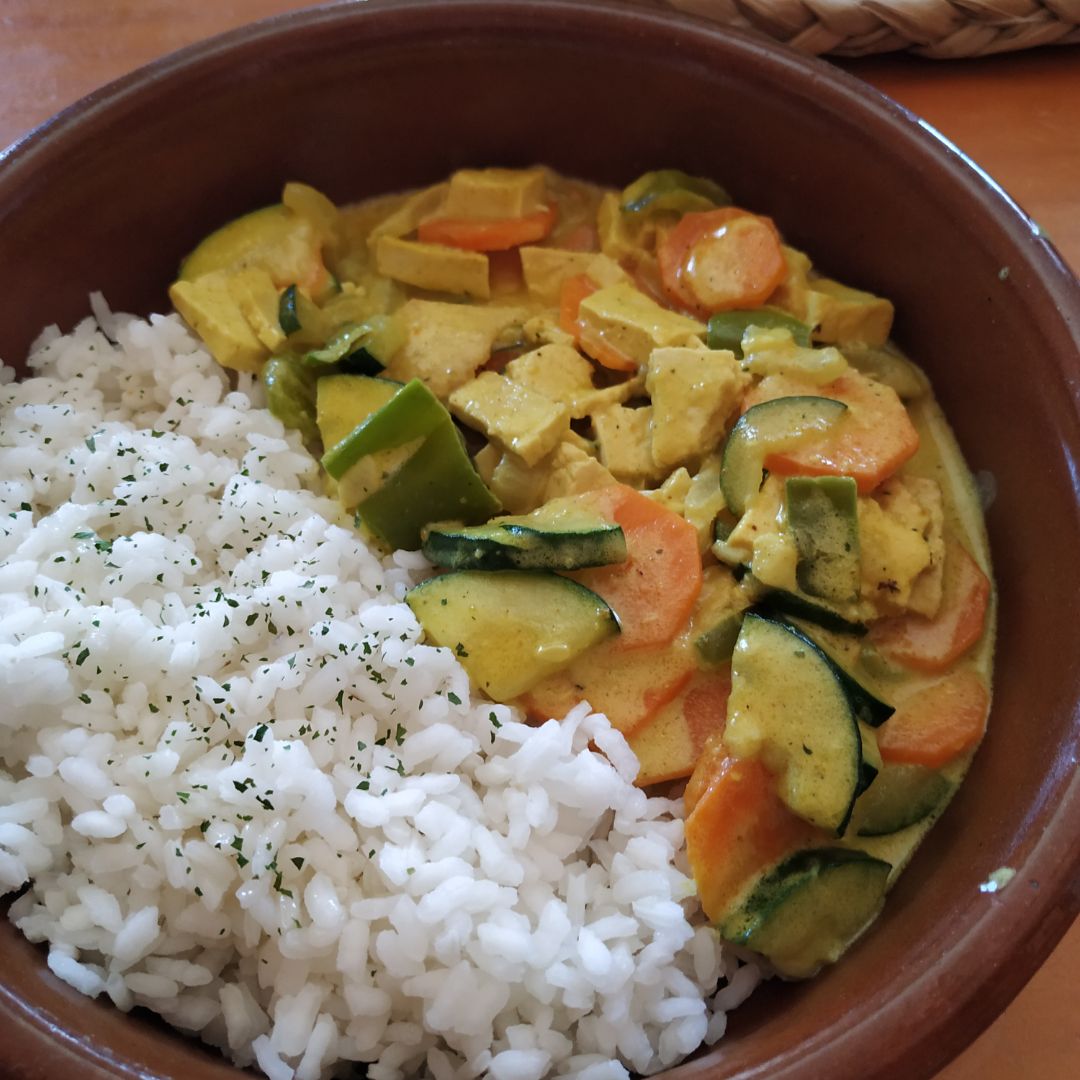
top-left (505, 343), bottom-right (594, 401)
top-left (806, 277), bottom-right (895, 346)
top-left (542, 440), bottom-right (617, 501)
top-left (519, 247), bottom-right (628, 305)
top-left (228, 267), bottom-right (286, 352)
top-left (440, 167), bottom-right (547, 220)
top-left (646, 345), bottom-right (749, 469)
top-left (449, 371), bottom-right (570, 466)
top-left (386, 299), bottom-right (525, 399)
top-left (375, 235), bottom-right (490, 299)
top-left (169, 271), bottom-right (267, 373)
top-left (578, 282), bottom-right (704, 368)
top-left (592, 404), bottom-right (665, 485)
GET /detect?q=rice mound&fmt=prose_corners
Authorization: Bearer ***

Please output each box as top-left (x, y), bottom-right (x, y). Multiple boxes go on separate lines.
top-left (0, 302), bottom-right (759, 1080)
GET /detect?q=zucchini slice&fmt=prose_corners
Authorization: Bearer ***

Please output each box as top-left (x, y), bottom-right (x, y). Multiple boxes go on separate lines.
top-left (786, 475), bottom-right (860, 605)
top-left (406, 571), bottom-right (619, 700)
top-left (755, 586), bottom-right (867, 636)
top-left (720, 847), bottom-right (892, 978)
top-left (178, 203), bottom-right (329, 299)
top-left (725, 613), bottom-right (863, 834)
top-left (721, 395), bottom-right (847, 516)
top-left (856, 720), bottom-right (883, 798)
top-left (422, 498), bottom-right (626, 571)
top-left (278, 283), bottom-right (303, 335)
top-left (316, 374), bottom-right (402, 451)
top-left (780, 618), bottom-right (895, 728)
top-left (851, 763), bottom-right (952, 837)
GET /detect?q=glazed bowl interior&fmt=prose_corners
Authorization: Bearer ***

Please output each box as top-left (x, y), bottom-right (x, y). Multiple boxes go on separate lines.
top-left (1, 2), bottom-right (1079, 1078)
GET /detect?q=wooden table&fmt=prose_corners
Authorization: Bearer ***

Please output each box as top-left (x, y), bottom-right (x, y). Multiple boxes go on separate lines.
top-left (2, 3), bottom-right (1078, 1078)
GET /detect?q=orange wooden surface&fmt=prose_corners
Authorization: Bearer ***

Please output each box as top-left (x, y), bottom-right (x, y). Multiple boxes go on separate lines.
top-left (1, 3), bottom-right (1078, 1078)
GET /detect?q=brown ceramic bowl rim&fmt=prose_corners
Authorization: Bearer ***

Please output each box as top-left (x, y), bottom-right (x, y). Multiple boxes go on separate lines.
top-left (1, 3), bottom-right (1079, 1079)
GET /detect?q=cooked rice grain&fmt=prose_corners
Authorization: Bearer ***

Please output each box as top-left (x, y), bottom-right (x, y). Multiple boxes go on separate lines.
top-left (0, 301), bottom-right (758, 1079)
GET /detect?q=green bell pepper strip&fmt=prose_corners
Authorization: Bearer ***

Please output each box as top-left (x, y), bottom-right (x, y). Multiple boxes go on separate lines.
top-left (708, 309), bottom-right (812, 357)
top-left (786, 475), bottom-right (861, 604)
top-left (321, 379), bottom-right (450, 479)
top-left (321, 378), bottom-right (500, 550)
top-left (357, 421), bottom-right (501, 551)
top-left (620, 169), bottom-right (730, 217)
top-left (303, 319), bottom-right (383, 370)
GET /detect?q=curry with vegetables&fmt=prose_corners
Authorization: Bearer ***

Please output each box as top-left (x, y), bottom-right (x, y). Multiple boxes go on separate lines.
top-left (169, 166), bottom-right (994, 979)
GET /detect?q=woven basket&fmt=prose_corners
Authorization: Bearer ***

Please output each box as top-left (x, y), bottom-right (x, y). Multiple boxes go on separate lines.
top-left (662, 0), bottom-right (1080, 56)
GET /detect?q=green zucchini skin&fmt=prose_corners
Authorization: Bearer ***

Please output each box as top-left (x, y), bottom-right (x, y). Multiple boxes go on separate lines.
top-left (725, 613), bottom-right (863, 836)
top-left (303, 320), bottom-right (385, 373)
top-left (694, 612), bottom-right (744, 665)
top-left (754, 587), bottom-right (867, 636)
top-left (720, 395), bottom-right (847, 517)
top-left (720, 847), bottom-right (892, 978)
top-left (852, 763), bottom-right (952, 837)
top-left (779, 618), bottom-right (895, 729)
top-left (278, 283), bottom-right (302, 335)
top-left (422, 516), bottom-right (626, 572)
top-left (405, 570), bottom-right (618, 700)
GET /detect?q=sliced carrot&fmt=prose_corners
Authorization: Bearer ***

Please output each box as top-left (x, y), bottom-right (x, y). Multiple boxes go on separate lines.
top-left (519, 636), bottom-right (696, 736)
top-left (684, 668), bottom-right (732, 752)
top-left (876, 668), bottom-right (990, 768)
top-left (628, 667), bottom-right (731, 786)
top-left (657, 207), bottom-right (787, 317)
top-left (558, 274), bottom-right (638, 372)
top-left (743, 370), bottom-right (919, 494)
top-left (417, 204), bottom-right (557, 251)
top-left (558, 272), bottom-right (596, 335)
top-left (683, 732), bottom-right (729, 816)
top-left (577, 323), bottom-right (639, 372)
top-left (572, 484), bottom-right (704, 650)
top-left (868, 541), bottom-right (991, 672)
top-left (685, 750), bottom-right (821, 922)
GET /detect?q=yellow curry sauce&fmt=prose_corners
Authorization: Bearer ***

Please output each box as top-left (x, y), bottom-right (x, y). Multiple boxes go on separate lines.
top-left (168, 166), bottom-right (994, 978)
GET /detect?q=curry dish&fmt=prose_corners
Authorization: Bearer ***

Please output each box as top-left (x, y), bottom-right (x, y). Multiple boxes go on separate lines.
top-left (169, 166), bottom-right (995, 979)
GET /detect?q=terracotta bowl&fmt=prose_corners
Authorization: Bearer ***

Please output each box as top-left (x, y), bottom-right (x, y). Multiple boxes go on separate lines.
top-left (1, 2), bottom-right (1079, 1078)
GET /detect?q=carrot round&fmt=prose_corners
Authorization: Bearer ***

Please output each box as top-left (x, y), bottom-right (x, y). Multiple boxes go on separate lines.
top-left (685, 749), bottom-right (820, 921)
top-left (418, 204), bottom-right (557, 251)
top-left (559, 272), bottom-right (596, 335)
top-left (743, 370), bottom-right (919, 494)
top-left (876, 668), bottom-right (990, 768)
top-left (573, 484), bottom-right (703, 650)
top-left (657, 207), bottom-right (787, 316)
top-left (519, 637), bottom-right (696, 736)
top-left (868, 541), bottom-right (991, 672)
top-left (628, 668), bottom-right (731, 786)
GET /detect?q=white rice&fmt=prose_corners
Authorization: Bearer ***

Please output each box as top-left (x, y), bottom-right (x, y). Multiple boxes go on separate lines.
top-left (0, 301), bottom-right (760, 1079)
